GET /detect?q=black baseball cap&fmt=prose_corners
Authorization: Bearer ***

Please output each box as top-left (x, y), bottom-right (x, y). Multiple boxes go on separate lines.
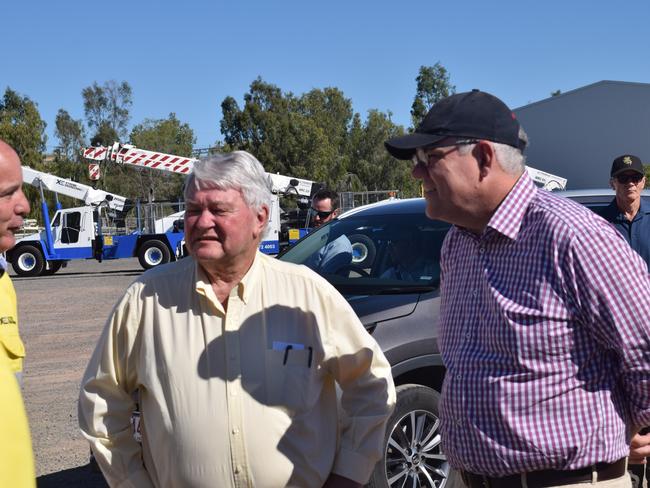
top-left (610, 154), bottom-right (645, 177)
top-left (384, 89), bottom-right (526, 160)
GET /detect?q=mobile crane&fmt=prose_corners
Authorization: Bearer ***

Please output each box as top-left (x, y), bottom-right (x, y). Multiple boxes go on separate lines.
top-left (7, 167), bottom-right (185, 277)
top-left (82, 142), bottom-right (319, 254)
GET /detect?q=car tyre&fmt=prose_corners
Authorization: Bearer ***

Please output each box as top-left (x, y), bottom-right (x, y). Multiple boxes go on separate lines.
top-left (348, 234), bottom-right (376, 267)
top-left (368, 384), bottom-right (449, 488)
top-left (137, 240), bottom-right (171, 269)
top-left (12, 245), bottom-right (45, 277)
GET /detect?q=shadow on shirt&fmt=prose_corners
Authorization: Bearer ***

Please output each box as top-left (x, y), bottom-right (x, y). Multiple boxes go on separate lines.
top-left (194, 304), bottom-right (391, 487)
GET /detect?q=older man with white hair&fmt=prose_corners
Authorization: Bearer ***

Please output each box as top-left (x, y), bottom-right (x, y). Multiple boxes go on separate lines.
top-left (79, 150), bottom-right (395, 488)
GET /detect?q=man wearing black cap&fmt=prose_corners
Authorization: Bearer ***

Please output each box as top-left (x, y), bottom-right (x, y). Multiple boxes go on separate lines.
top-left (385, 90), bottom-right (650, 488)
top-left (602, 154), bottom-right (650, 488)
top-left (602, 154), bottom-right (650, 269)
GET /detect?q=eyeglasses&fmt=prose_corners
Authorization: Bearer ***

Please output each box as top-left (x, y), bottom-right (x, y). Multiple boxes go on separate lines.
top-left (615, 173), bottom-right (644, 184)
top-left (412, 139), bottom-right (480, 167)
top-left (310, 208), bottom-right (334, 219)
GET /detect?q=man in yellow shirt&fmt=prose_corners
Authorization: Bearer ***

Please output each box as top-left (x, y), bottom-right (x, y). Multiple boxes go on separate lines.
top-left (0, 139), bottom-right (35, 486)
top-left (79, 151), bottom-right (396, 487)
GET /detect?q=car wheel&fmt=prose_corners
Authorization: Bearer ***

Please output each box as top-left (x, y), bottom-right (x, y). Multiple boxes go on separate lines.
top-left (137, 240), bottom-right (171, 269)
top-left (368, 384), bottom-right (449, 488)
top-left (348, 234), bottom-right (376, 267)
top-left (12, 245), bottom-right (45, 277)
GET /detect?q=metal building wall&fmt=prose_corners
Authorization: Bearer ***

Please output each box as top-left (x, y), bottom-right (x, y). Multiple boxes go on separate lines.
top-left (513, 81), bottom-right (650, 189)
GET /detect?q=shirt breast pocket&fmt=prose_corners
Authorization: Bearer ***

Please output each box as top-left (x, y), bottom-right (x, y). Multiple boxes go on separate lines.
top-left (265, 349), bottom-right (316, 412)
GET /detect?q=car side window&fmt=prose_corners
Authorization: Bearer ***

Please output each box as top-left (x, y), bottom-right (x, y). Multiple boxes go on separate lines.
top-left (281, 209), bottom-right (449, 286)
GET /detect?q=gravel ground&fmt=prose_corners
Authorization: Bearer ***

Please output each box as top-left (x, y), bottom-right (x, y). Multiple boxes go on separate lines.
top-left (12, 258), bottom-right (144, 487)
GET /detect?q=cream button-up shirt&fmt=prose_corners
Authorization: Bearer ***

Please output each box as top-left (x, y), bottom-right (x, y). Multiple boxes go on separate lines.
top-left (79, 252), bottom-right (395, 487)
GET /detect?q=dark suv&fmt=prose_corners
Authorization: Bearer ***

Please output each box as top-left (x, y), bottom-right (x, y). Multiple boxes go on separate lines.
top-left (278, 189), bottom-right (649, 488)
top-left (280, 198), bottom-right (450, 488)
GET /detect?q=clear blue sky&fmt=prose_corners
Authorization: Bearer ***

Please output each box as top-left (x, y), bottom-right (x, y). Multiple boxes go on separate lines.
top-left (3, 0), bottom-right (650, 151)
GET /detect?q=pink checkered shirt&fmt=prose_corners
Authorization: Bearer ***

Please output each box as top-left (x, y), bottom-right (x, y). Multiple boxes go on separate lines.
top-left (438, 173), bottom-right (650, 477)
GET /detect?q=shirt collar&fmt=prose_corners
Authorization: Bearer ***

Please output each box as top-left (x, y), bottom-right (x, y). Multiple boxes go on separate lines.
top-left (607, 197), bottom-right (650, 222)
top-left (194, 252), bottom-right (262, 307)
top-left (486, 171), bottom-right (537, 241)
top-left (640, 198), bottom-right (650, 216)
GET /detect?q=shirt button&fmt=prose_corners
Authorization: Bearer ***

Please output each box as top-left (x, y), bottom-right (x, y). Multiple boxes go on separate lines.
top-left (472, 290), bottom-right (478, 297)
top-left (232, 427), bottom-right (239, 435)
top-left (465, 333), bottom-right (471, 339)
top-left (479, 246), bottom-right (485, 254)
top-left (456, 418), bottom-right (463, 426)
top-left (456, 374), bottom-right (462, 380)
top-left (234, 465), bottom-right (241, 474)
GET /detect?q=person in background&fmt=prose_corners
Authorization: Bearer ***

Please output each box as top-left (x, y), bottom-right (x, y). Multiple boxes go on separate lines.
top-left (385, 89), bottom-right (650, 488)
top-left (380, 233), bottom-right (438, 283)
top-left (602, 154), bottom-right (649, 269)
top-left (305, 189), bottom-right (353, 274)
top-left (79, 151), bottom-right (395, 487)
top-left (602, 153), bottom-right (650, 488)
top-left (0, 139), bottom-right (35, 487)
top-left (310, 189), bottom-right (342, 228)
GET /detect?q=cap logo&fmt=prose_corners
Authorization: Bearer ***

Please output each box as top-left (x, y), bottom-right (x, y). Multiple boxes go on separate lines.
top-left (623, 156), bottom-right (633, 165)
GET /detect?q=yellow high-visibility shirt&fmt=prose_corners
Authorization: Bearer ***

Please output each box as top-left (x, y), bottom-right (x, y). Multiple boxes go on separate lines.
top-left (0, 270), bottom-right (25, 373)
top-left (0, 353), bottom-right (35, 487)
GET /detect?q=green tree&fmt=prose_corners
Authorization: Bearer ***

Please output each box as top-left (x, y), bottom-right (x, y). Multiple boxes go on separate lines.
top-left (0, 87), bottom-right (47, 169)
top-left (550, 89), bottom-right (562, 97)
top-left (123, 113), bottom-right (196, 201)
top-left (47, 109), bottom-right (91, 213)
top-left (0, 88), bottom-right (48, 219)
top-left (220, 77), bottom-right (354, 186)
top-left (346, 110), bottom-right (418, 196)
top-left (53, 109), bottom-right (87, 185)
top-left (410, 63), bottom-right (455, 129)
top-left (54, 109), bottom-right (85, 162)
top-left (90, 122), bottom-right (119, 147)
top-left (81, 80), bottom-right (133, 193)
top-left (82, 80), bottom-right (133, 141)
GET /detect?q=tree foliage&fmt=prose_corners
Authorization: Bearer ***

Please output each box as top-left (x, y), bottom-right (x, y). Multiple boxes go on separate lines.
top-left (8, 64), bottom-right (453, 222)
top-left (0, 87), bottom-right (47, 169)
top-left (220, 76), bottom-right (424, 198)
top-left (80, 80), bottom-right (133, 194)
top-left (221, 78), bottom-right (354, 182)
top-left (0, 88), bottom-right (48, 219)
top-left (50, 109), bottom-right (89, 208)
top-left (90, 122), bottom-right (119, 147)
top-left (82, 80), bottom-right (133, 141)
top-left (54, 109), bottom-right (85, 164)
top-left (348, 110), bottom-right (419, 196)
top-left (410, 63), bottom-right (455, 129)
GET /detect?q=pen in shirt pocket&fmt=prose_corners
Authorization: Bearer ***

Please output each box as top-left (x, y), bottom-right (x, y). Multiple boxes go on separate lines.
top-left (273, 341), bottom-right (313, 367)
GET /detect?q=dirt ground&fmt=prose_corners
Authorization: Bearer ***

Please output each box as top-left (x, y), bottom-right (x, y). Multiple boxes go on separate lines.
top-left (12, 258), bottom-right (144, 487)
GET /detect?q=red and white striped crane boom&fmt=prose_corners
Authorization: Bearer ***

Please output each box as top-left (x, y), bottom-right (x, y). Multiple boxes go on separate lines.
top-left (82, 143), bottom-right (196, 175)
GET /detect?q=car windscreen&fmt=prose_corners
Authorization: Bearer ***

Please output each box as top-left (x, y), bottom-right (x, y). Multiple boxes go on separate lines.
top-left (279, 211), bottom-right (450, 292)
